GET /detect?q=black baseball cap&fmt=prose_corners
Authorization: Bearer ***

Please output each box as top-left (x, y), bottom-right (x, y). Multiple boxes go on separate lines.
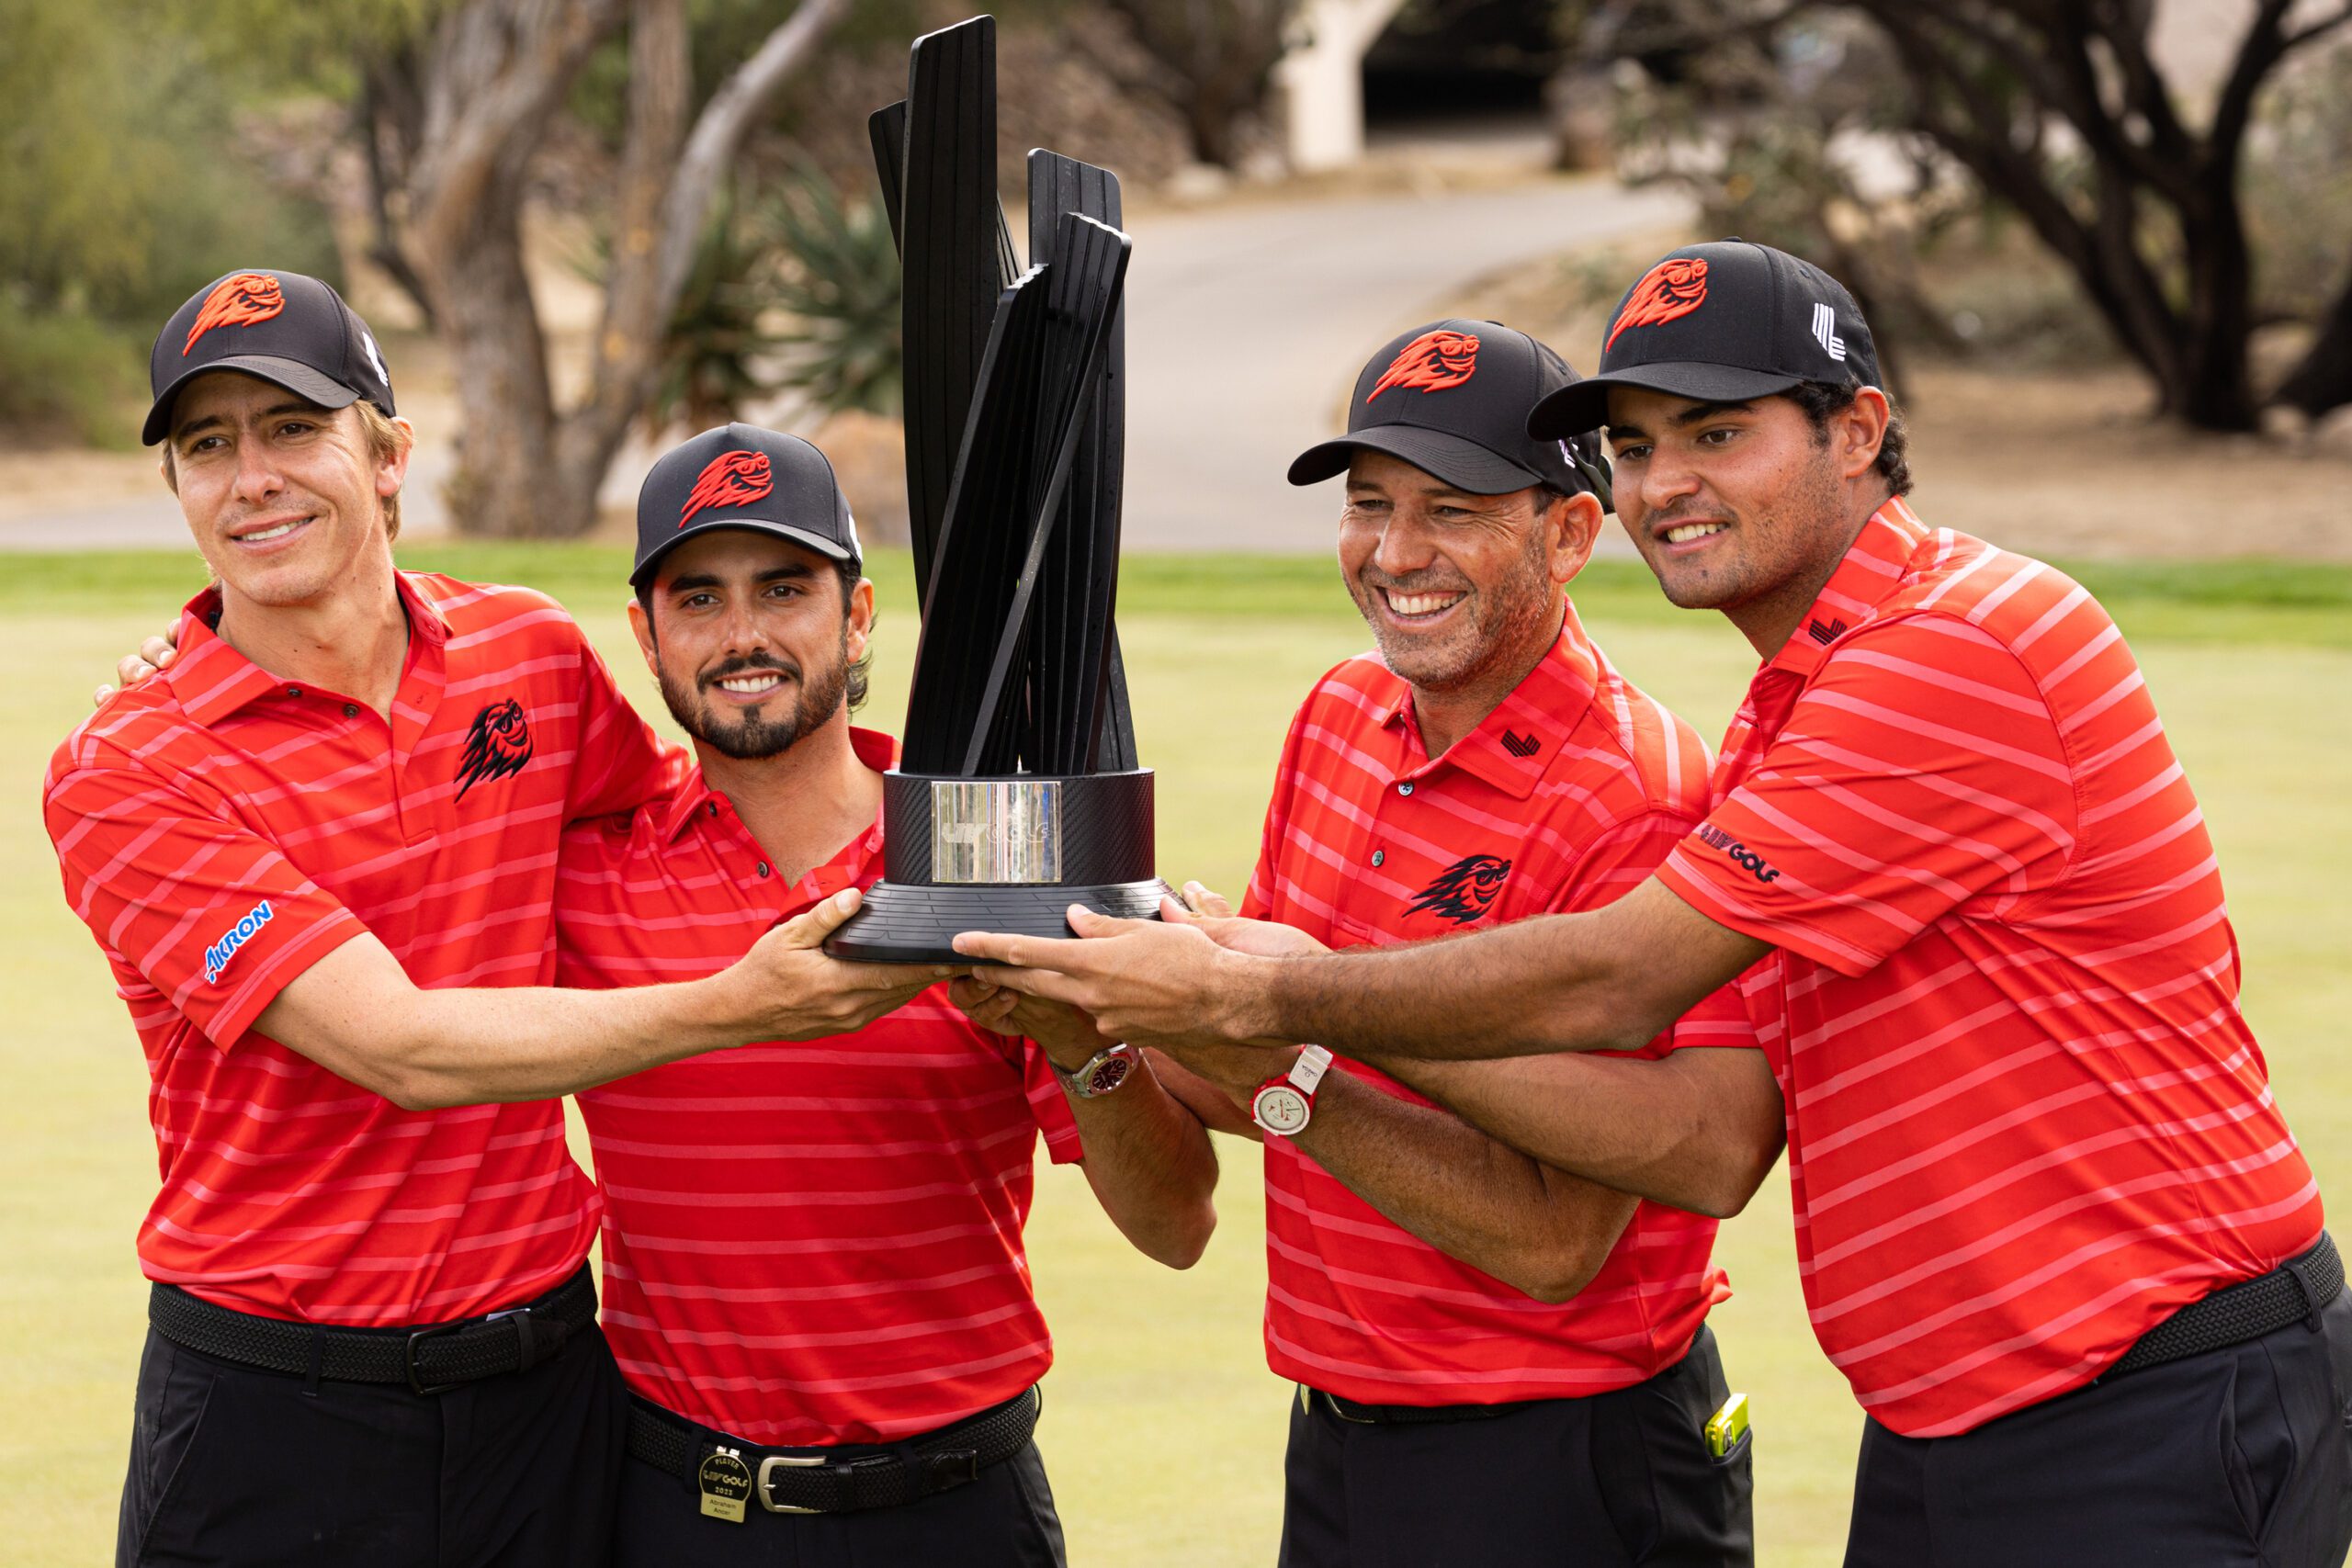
top-left (632, 423), bottom-right (861, 589)
top-left (1527, 240), bottom-right (1882, 439)
top-left (1289, 319), bottom-right (1611, 502)
top-left (144, 269), bottom-right (397, 446)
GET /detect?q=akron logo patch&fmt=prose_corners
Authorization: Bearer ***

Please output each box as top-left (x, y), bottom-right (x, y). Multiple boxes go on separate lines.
top-left (1407, 853), bottom-right (1512, 924)
top-left (204, 899), bottom-right (275, 984)
top-left (456, 697), bottom-right (535, 800)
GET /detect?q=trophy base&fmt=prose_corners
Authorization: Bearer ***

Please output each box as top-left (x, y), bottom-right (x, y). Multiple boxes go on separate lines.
top-left (826, 878), bottom-right (1175, 964)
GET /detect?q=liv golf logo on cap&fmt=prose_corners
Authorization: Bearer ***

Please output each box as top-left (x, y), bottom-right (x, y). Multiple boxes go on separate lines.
top-left (204, 899), bottom-right (276, 984)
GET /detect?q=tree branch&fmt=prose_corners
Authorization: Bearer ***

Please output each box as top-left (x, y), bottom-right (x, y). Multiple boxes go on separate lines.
top-left (405, 0), bottom-right (626, 275)
top-left (2281, 0), bottom-right (2352, 51)
top-left (656, 0), bottom-right (851, 313)
top-left (2207, 0), bottom-right (2295, 163)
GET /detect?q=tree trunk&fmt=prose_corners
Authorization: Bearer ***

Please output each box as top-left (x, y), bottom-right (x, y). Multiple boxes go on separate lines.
top-left (430, 178), bottom-right (596, 537)
top-left (1839, 0), bottom-right (2349, 435)
top-left (389, 0), bottom-right (846, 537)
top-left (1187, 93), bottom-right (1235, 166)
top-left (2148, 179), bottom-right (2261, 428)
top-left (2272, 258), bottom-right (2352, 421)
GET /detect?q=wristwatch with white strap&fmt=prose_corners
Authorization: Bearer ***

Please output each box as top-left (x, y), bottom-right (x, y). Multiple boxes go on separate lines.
top-left (1250, 1045), bottom-right (1334, 1137)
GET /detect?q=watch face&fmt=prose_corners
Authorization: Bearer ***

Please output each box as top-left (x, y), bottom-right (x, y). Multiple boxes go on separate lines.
top-left (1085, 1054), bottom-right (1134, 1097)
top-left (1253, 1083), bottom-right (1310, 1135)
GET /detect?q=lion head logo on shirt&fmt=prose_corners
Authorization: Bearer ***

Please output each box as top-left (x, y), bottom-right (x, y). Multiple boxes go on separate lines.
top-left (456, 698), bottom-right (534, 801)
top-left (1407, 853), bottom-right (1512, 924)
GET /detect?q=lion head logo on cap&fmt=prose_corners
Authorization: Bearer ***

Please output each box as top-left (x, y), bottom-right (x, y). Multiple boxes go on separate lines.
top-left (1606, 257), bottom-right (1710, 351)
top-left (184, 273), bottom-right (287, 355)
top-left (681, 450), bottom-right (774, 528)
top-left (1367, 329), bottom-right (1480, 401)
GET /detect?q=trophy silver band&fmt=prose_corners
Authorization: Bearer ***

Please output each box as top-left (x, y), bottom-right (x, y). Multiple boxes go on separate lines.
top-left (827, 14), bottom-right (1169, 963)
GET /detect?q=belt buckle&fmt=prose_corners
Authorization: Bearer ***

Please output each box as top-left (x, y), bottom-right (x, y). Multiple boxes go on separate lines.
top-left (403, 1320), bottom-right (470, 1396)
top-left (922, 1446), bottom-right (980, 1493)
top-left (757, 1453), bottom-right (826, 1515)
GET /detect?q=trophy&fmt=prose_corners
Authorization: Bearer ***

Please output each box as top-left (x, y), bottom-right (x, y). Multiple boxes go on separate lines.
top-left (827, 14), bottom-right (1170, 963)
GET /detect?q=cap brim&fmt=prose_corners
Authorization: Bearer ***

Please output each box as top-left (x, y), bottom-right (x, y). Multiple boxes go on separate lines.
top-left (631, 515), bottom-right (858, 588)
top-left (1286, 425), bottom-right (1542, 496)
top-left (1526, 363), bottom-right (1805, 441)
top-left (142, 355), bottom-right (361, 446)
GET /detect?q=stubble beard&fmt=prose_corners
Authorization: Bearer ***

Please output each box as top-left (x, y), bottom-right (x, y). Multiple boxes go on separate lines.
top-left (1645, 446), bottom-right (1850, 614)
top-left (1356, 524), bottom-right (1558, 695)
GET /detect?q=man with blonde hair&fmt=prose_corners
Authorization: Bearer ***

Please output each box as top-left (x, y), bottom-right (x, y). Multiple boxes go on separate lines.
top-left (52, 269), bottom-right (934, 1566)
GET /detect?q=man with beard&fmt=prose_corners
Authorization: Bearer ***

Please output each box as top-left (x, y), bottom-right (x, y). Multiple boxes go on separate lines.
top-left (553, 424), bottom-right (1219, 1567)
top-left (957, 244), bottom-right (2352, 1564)
top-left (970, 323), bottom-right (1779, 1565)
top-left (54, 274), bottom-right (940, 1568)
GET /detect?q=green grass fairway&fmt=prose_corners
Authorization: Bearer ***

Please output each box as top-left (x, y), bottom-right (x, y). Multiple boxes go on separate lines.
top-left (5, 547), bottom-right (2349, 1565)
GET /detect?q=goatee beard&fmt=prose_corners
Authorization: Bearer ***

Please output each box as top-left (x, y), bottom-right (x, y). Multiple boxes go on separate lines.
top-left (659, 638), bottom-right (849, 761)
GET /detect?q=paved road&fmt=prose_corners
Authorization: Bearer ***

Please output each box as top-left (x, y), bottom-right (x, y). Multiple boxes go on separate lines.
top-left (1120, 175), bottom-right (1687, 552)
top-left (0, 175), bottom-right (1689, 554)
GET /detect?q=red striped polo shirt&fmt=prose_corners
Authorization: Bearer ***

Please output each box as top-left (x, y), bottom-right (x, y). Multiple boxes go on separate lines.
top-left (1656, 499), bottom-right (2323, 1437)
top-left (556, 728), bottom-right (1084, 1447)
top-left (1243, 609), bottom-right (1754, 1404)
top-left (43, 572), bottom-right (672, 1325)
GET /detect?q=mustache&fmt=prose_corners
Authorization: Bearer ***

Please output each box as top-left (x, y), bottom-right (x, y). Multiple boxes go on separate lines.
top-left (699, 652), bottom-right (799, 689)
top-left (1645, 501), bottom-right (1738, 530)
top-left (1357, 568), bottom-right (1473, 595)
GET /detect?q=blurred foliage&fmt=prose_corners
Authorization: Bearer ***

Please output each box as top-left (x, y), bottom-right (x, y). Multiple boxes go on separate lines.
top-left (1082, 0), bottom-right (1298, 167)
top-left (1585, 4), bottom-right (2352, 391)
top-left (767, 166), bottom-right (903, 418)
top-left (572, 0), bottom-right (1014, 148)
top-left (2245, 41), bottom-right (2352, 323)
top-left (642, 186), bottom-right (789, 436)
top-left (0, 291), bottom-right (146, 446)
top-left (624, 161), bottom-right (901, 434)
top-left (1592, 9), bottom-right (1970, 392)
top-left (0, 0), bottom-right (341, 442)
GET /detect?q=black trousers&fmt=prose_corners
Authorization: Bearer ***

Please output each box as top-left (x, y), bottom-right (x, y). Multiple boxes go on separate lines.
top-left (1845, 1285), bottom-right (2352, 1567)
top-left (614, 1434), bottom-right (1068, 1568)
top-left (1279, 1325), bottom-right (1754, 1567)
top-left (116, 1319), bottom-right (628, 1567)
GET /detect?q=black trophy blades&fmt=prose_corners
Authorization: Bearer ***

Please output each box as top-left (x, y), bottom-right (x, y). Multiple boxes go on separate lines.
top-left (961, 213), bottom-right (1131, 776)
top-left (867, 101), bottom-right (907, 249)
top-left (875, 97), bottom-right (1020, 287)
top-left (899, 215), bottom-right (1133, 778)
top-left (899, 273), bottom-right (1048, 775)
top-left (1026, 151), bottom-right (1137, 774)
top-left (899, 16), bottom-right (1006, 605)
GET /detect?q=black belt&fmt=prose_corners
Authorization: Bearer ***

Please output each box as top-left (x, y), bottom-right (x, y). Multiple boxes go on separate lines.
top-left (1313, 1388), bottom-right (1534, 1425)
top-left (628, 1387), bottom-right (1041, 1516)
top-left (148, 1264), bottom-right (597, 1395)
top-left (2109, 1231), bottom-right (2342, 1378)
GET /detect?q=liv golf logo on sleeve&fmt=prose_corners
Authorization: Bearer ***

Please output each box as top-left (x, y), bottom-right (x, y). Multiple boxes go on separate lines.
top-left (204, 899), bottom-right (276, 983)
